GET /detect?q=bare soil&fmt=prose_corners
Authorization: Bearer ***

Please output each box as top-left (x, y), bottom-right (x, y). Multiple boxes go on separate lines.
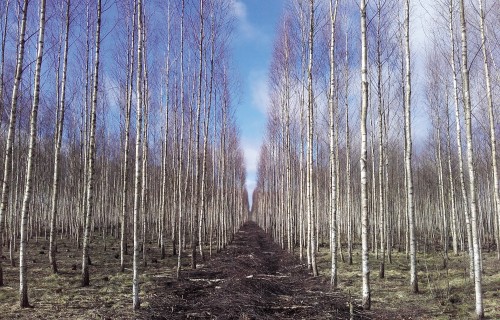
top-left (143, 222), bottom-right (393, 319)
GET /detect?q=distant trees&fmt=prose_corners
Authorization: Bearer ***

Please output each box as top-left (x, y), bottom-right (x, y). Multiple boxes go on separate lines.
top-left (0, 0), bottom-right (247, 310)
top-left (0, 0), bottom-right (498, 317)
top-left (253, 0), bottom-right (500, 317)
top-left (477, 0), bottom-right (499, 266)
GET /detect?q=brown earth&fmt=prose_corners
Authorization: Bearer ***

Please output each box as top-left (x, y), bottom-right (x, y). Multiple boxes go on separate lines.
top-left (143, 222), bottom-right (398, 319)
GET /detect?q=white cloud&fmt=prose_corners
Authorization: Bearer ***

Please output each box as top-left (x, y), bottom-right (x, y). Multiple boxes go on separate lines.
top-left (245, 179), bottom-right (256, 196)
top-left (230, 0), bottom-right (260, 39)
top-left (245, 178), bottom-right (256, 208)
top-left (243, 140), bottom-right (260, 173)
top-left (245, 179), bottom-right (256, 189)
top-left (249, 70), bottom-right (270, 114)
top-left (242, 139), bottom-right (261, 202)
top-left (231, 0), bottom-right (247, 20)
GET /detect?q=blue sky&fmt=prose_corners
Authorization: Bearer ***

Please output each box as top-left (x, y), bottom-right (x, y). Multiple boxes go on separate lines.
top-left (229, 0), bottom-right (434, 206)
top-left (230, 0), bottom-right (285, 203)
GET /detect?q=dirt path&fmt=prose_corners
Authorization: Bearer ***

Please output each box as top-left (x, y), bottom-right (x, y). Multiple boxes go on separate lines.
top-left (145, 222), bottom-right (376, 319)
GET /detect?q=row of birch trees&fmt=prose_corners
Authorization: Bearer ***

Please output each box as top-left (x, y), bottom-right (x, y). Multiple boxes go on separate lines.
top-left (0, 0), bottom-right (248, 309)
top-left (252, 0), bottom-right (499, 318)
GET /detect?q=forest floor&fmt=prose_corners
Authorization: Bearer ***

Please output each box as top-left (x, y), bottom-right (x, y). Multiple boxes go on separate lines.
top-left (0, 222), bottom-right (499, 319)
top-left (314, 239), bottom-right (500, 319)
top-left (144, 221), bottom-right (393, 319)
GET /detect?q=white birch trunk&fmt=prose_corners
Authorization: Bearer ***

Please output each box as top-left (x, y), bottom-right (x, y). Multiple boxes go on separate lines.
top-left (445, 94), bottom-right (459, 256)
top-left (0, 0), bottom-right (9, 129)
top-left (192, 0), bottom-right (204, 269)
top-left (436, 114), bottom-right (448, 262)
top-left (121, 2), bottom-right (137, 272)
top-left (0, 0), bottom-right (28, 287)
top-left (329, 0), bottom-right (339, 287)
top-left (459, 0), bottom-right (483, 317)
top-left (19, 0), bottom-right (47, 307)
top-left (360, 0), bottom-right (371, 309)
top-left (344, 28), bottom-right (353, 266)
top-left (307, 0), bottom-right (318, 277)
top-left (160, 1), bottom-right (171, 260)
top-left (49, 0), bottom-right (71, 274)
top-left (132, 0), bottom-right (144, 309)
top-left (140, 29), bottom-right (149, 267)
top-left (82, 0), bottom-right (102, 287)
top-left (176, 0), bottom-right (185, 278)
top-left (199, 35), bottom-right (214, 257)
top-left (404, 0), bottom-right (418, 294)
top-left (376, 0), bottom-right (385, 278)
top-left (448, 0), bottom-right (474, 276)
top-left (477, 0), bottom-right (500, 262)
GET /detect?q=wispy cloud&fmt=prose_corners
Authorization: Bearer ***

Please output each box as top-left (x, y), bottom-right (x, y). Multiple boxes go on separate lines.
top-left (245, 178), bottom-right (256, 208)
top-left (246, 179), bottom-right (256, 190)
top-left (243, 140), bottom-right (260, 173)
top-left (249, 69), bottom-right (270, 115)
top-left (242, 138), bottom-right (261, 201)
top-left (231, 0), bottom-right (247, 20)
top-left (230, 0), bottom-right (263, 40)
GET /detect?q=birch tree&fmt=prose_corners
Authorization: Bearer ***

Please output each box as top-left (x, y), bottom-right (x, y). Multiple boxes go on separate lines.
top-left (121, 0), bottom-right (136, 272)
top-left (476, 0), bottom-right (499, 263)
top-left (306, 0), bottom-right (319, 277)
top-left (192, 0), bottom-right (204, 269)
top-left (177, 0), bottom-right (185, 278)
top-left (132, 0), bottom-right (143, 308)
top-left (198, 4), bottom-right (216, 261)
top-left (448, 0), bottom-right (474, 276)
top-left (82, 0), bottom-right (102, 287)
top-left (343, 22), bottom-right (353, 266)
top-left (19, 0), bottom-right (47, 307)
top-left (0, 0), bottom-right (28, 287)
top-left (49, 0), bottom-right (71, 274)
top-left (0, 0), bottom-right (9, 128)
top-left (360, 0), bottom-right (371, 309)
top-left (328, 0), bottom-right (339, 287)
top-left (160, 0), bottom-right (171, 260)
top-left (404, 0), bottom-right (418, 294)
top-left (459, 0), bottom-right (483, 317)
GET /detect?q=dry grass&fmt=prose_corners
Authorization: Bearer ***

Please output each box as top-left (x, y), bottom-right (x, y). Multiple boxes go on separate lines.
top-left (316, 245), bottom-right (500, 319)
top-left (0, 236), bottom-right (187, 319)
top-left (1, 234), bottom-right (498, 319)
